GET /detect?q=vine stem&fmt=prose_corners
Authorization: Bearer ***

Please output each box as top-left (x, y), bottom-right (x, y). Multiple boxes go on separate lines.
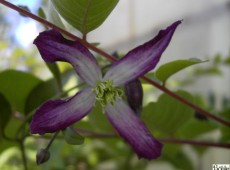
top-left (1, 1), bottom-right (229, 127)
top-left (19, 139), bottom-right (28, 170)
top-left (45, 131), bottom-right (59, 150)
top-left (74, 128), bottom-right (230, 148)
top-left (159, 138), bottom-right (230, 148)
top-left (82, 33), bottom-right (87, 41)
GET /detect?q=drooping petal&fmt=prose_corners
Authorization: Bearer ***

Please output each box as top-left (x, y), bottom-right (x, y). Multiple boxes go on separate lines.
top-left (30, 88), bottom-right (95, 135)
top-left (124, 79), bottom-right (143, 116)
top-left (105, 99), bottom-right (162, 160)
top-left (104, 20), bottom-right (181, 86)
top-left (34, 29), bottom-right (102, 86)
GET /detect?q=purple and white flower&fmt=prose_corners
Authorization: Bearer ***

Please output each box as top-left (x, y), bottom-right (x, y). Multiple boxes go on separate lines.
top-left (30, 20), bottom-right (181, 160)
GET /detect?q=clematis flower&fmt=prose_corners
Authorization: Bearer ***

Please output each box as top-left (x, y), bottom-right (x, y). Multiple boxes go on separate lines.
top-left (30, 20), bottom-right (181, 160)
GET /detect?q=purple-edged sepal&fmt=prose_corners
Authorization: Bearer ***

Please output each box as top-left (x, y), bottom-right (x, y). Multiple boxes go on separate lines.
top-left (30, 88), bottom-right (95, 135)
top-left (33, 29), bottom-right (102, 86)
top-left (104, 20), bottom-right (182, 86)
top-left (105, 99), bottom-right (162, 160)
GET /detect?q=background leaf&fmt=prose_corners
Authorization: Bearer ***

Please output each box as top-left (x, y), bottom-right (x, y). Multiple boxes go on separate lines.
top-left (24, 79), bottom-right (60, 115)
top-left (4, 117), bottom-right (22, 139)
top-left (193, 67), bottom-right (222, 76)
top-left (0, 93), bottom-right (11, 132)
top-left (142, 90), bottom-right (194, 134)
top-left (51, 0), bottom-right (119, 34)
top-left (162, 149), bottom-right (194, 170)
top-left (87, 102), bottom-right (113, 132)
top-left (175, 118), bottom-right (217, 139)
top-left (155, 59), bottom-right (206, 84)
top-left (25, 69), bottom-right (75, 115)
top-left (45, 63), bottom-right (62, 90)
top-left (0, 70), bottom-right (41, 114)
top-left (38, 7), bottom-right (46, 19)
top-left (46, 1), bottom-right (65, 29)
top-left (219, 108), bottom-right (230, 142)
top-left (63, 127), bottom-right (84, 145)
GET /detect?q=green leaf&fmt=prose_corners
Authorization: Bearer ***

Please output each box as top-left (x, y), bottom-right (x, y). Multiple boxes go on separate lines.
top-left (156, 59), bottom-right (206, 84)
top-left (51, 0), bottom-right (119, 34)
top-left (38, 3), bottom-right (65, 30)
top-left (0, 140), bottom-right (16, 154)
top-left (176, 118), bottom-right (217, 139)
top-left (63, 127), bottom-right (84, 145)
top-left (47, 1), bottom-right (65, 29)
top-left (46, 63), bottom-right (62, 90)
top-left (4, 116), bottom-right (23, 139)
top-left (224, 56), bottom-right (230, 65)
top-left (213, 54), bottom-right (221, 64)
top-left (38, 7), bottom-right (46, 19)
top-left (219, 108), bottom-right (230, 142)
top-left (220, 126), bottom-right (230, 142)
top-left (0, 116), bottom-right (22, 154)
top-left (0, 70), bottom-right (41, 114)
top-left (162, 150), bottom-right (194, 170)
top-left (162, 143), bottom-right (180, 157)
top-left (25, 79), bottom-right (60, 114)
top-left (88, 102), bottom-right (113, 132)
top-left (25, 69), bottom-right (75, 114)
top-left (194, 66), bottom-right (222, 76)
top-left (0, 93), bottom-right (11, 132)
top-left (142, 90), bottom-right (194, 134)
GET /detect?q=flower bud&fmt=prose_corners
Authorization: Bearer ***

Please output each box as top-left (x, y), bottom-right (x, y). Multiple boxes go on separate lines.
top-left (36, 148), bottom-right (50, 165)
top-left (124, 79), bottom-right (143, 116)
top-left (194, 111), bottom-right (208, 121)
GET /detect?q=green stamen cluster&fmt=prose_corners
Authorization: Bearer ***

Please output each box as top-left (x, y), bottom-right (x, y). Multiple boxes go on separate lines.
top-left (93, 80), bottom-right (123, 107)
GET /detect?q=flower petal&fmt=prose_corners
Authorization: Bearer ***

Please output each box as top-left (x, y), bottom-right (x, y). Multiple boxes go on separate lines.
top-left (104, 20), bottom-right (181, 86)
top-left (105, 99), bottom-right (162, 160)
top-left (34, 29), bottom-right (102, 86)
top-left (30, 88), bottom-right (95, 135)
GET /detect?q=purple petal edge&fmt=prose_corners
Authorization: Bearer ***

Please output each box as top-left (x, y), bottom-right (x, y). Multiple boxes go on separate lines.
top-left (33, 29), bottom-right (102, 86)
top-left (104, 20), bottom-right (182, 86)
top-left (105, 99), bottom-right (163, 160)
top-left (30, 88), bottom-right (95, 135)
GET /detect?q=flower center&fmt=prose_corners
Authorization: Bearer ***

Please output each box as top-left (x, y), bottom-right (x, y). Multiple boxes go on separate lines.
top-left (93, 80), bottom-right (123, 107)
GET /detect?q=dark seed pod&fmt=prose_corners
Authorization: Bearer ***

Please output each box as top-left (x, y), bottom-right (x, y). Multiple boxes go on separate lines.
top-left (125, 79), bottom-right (143, 116)
top-left (18, 5), bottom-right (31, 17)
top-left (36, 148), bottom-right (50, 165)
top-left (194, 111), bottom-right (208, 121)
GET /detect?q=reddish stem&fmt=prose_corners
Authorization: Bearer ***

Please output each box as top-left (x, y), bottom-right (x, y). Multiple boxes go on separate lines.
top-left (159, 138), bottom-right (230, 148)
top-left (82, 34), bottom-right (87, 41)
top-left (74, 128), bottom-right (230, 149)
top-left (1, 0), bottom-right (229, 127)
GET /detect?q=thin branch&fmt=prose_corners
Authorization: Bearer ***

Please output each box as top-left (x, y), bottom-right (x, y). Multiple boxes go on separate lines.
top-left (74, 128), bottom-right (230, 149)
top-left (75, 127), bottom-right (117, 138)
top-left (31, 128), bottom-right (230, 149)
top-left (45, 131), bottom-right (59, 150)
top-left (1, 1), bottom-right (229, 127)
top-left (159, 138), bottom-right (230, 148)
top-left (19, 140), bottom-right (28, 170)
top-left (82, 33), bottom-right (87, 41)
